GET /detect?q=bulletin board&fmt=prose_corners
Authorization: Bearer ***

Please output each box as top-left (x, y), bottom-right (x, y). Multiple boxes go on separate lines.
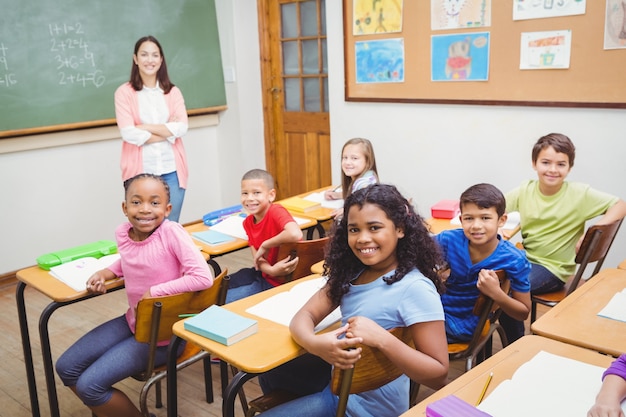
top-left (0, 0), bottom-right (226, 138)
top-left (343, 1), bottom-right (626, 108)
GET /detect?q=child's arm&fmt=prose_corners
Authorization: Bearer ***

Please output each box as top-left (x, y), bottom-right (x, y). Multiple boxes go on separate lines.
top-left (289, 289), bottom-right (363, 370)
top-left (576, 199), bottom-right (626, 253)
top-left (345, 316), bottom-right (449, 389)
top-left (252, 221), bottom-right (303, 269)
top-left (476, 269), bottom-right (530, 321)
top-left (86, 268), bottom-right (118, 294)
top-left (588, 374), bottom-right (626, 417)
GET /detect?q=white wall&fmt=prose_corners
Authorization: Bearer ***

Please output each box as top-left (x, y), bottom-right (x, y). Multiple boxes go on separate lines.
top-left (1, 0), bottom-right (624, 274)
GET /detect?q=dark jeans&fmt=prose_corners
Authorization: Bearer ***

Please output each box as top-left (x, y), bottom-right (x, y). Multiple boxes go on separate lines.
top-left (259, 353), bottom-right (331, 397)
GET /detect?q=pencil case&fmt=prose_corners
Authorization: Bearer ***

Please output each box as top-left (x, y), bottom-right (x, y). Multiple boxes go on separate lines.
top-left (36, 240), bottom-right (118, 270)
top-left (202, 204), bottom-right (243, 225)
top-left (426, 395), bottom-right (492, 417)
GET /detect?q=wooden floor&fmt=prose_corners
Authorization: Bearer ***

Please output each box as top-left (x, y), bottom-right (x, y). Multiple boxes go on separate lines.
top-left (2, 248), bottom-right (545, 417)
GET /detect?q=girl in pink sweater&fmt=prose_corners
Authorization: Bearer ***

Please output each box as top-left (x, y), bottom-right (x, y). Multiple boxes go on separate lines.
top-left (56, 173), bottom-right (212, 417)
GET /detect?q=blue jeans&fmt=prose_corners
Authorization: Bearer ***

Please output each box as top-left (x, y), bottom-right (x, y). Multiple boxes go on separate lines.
top-left (55, 315), bottom-right (184, 406)
top-left (225, 267), bottom-right (275, 303)
top-left (529, 262), bottom-right (565, 294)
top-left (161, 171), bottom-right (185, 223)
top-left (259, 384), bottom-right (338, 417)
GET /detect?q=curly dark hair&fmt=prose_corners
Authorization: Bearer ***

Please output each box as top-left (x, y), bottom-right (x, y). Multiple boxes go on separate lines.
top-left (323, 183), bottom-right (444, 306)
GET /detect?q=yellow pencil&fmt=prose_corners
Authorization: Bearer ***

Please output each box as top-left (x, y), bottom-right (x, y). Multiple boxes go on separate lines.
top-left (476, 372), bottom-right (493, 406)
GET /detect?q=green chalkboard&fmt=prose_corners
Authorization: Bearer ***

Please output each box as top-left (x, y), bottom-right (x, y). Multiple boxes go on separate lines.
top-left (0, 0), bottom-right (226, 138)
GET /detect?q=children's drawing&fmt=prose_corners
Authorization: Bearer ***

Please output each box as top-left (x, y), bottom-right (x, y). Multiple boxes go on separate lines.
top-left (431, 0), bottom-right (491, 30)
top-left (353, 0), bottom-right (403, 35)
top-left (519, 30), bottom-right (572, 69)
top-left (513, 0), bottom-right (586, 21)
top-left (431, 32), bottom-right (490, 81)
top-left (355, 38), bottom-right (404, 83)
top-left (604, 0), bottom-right (626, 49)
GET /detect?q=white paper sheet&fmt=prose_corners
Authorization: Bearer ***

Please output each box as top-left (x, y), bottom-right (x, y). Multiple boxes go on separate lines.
top-left (304, 191), bottom-right (344, 210)
top-left (209, 215), bottom-right (248, 240)
top-left (246, 277), bottom-right (341, 332)
top-left (477, 351), bottom-right (626, 417)
top-left (597, 288), bottom-right (626, 322)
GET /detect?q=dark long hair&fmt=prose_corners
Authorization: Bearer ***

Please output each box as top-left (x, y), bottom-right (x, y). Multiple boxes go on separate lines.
top-left (129, 35), bottom-right (174, 93)
top-left (324, 183), bottom-right (444, 305)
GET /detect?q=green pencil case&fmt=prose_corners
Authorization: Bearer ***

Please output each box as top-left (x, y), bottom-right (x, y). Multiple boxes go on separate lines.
top-left (36, 240), bottom-right (118, 270)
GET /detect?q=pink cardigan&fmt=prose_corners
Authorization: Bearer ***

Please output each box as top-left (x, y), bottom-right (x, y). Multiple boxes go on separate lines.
top-left (114, 82), bottom-right (189, 188)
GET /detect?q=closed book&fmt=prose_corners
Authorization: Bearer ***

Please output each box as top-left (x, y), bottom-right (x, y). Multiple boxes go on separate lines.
top-left (426, 395), bottom-right (492, 417)
top-left (184, 305), bottom-right (258, 346)
top-left (192, 229), bottom-right (236, 245)
top-left (279, 197), bottom-right (321, 213)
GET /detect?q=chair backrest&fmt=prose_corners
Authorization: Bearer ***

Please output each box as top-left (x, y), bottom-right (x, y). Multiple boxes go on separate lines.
top-left (276, 237), bottom-right (329, 282)
top-left (330, 327), bottom-right (414, 417)
top-left (565, 218), bottom-right (623, 296)
top-left (467, 270), bottom-right (509, 344)
top-left (134, 268), bottom-right (229, 377)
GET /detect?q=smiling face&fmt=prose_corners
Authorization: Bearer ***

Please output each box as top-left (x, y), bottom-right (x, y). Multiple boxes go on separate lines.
top-left (341, 143), bottom-right (368, 180)
top-left (532, 145), bottom-right (572, 195)
top-left (122, 177), bottom-right (171, 241)
top-left (240, 178), bottom-right (275, 222)
top-left (347, 202), bottom-right (404, 275)
top-left (133, 41), bottom-right (162, 84)
top-left (459, 202), bottom-right (505, 252)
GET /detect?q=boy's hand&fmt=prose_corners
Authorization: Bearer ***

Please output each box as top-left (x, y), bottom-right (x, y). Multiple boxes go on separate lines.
top-left (264, 255), bottom-right (299, 277)
top-left (476, 269), bottom-right (502, 299)
top-left (253, 244), bottom-right (268, 269)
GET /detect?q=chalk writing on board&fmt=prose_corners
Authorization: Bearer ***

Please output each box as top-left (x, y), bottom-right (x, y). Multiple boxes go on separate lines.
top-left (0, 42), bottom-right (17, 88)
top-left (47, 22), bottom-right (106, 88)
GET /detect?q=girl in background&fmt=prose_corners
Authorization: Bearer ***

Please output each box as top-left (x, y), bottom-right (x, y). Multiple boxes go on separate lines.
top-left (261, 184), bottom-right (448, 417)
top-left (56, 173), bottom-right (213, 417)
top-left (325, 137), bottom-right (379, 201)
top-left (115, 35), bottom-right (189, 222)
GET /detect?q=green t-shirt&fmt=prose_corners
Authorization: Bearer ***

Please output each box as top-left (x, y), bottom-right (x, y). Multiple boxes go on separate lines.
top-left (506, 180), bottom-right (618, 282)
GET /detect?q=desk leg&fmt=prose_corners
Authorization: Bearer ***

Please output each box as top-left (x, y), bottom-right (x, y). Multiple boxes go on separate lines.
top-left (16, 282), bottom-right (41, 417)
top-left (222, 371), bottom-right (257, 417)
top-left (306, 223), bottom-right (326, 240)
top-left (39, 302), bottom-right (63, 417)
top-left (166, 335), bottom-right (184, 417)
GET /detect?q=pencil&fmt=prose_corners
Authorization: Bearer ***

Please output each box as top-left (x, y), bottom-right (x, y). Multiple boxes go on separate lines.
top-left (475, 372), bottom-right (493, 406)
top-left (178, 313), bottom-right (197, 318)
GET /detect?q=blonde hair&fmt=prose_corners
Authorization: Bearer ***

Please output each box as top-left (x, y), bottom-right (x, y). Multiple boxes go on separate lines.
top-left (340, 138), bottom-right (378, 199)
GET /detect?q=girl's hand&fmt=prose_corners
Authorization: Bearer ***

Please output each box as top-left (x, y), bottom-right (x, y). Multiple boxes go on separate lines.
top-left (86, 270), bottom-right (109, 294)
top-left (324, 190), bottom-right (341, 200)
top-left (345, 316), bottom-right (388, 349)
top-left (476, 269), bottom-right (502, 299)
top-left (313, 323), bottom-right (363, 369)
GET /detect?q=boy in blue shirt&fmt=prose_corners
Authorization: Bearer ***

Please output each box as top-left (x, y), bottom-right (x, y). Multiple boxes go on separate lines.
top-left (435, 183), bottom-right (531, 343)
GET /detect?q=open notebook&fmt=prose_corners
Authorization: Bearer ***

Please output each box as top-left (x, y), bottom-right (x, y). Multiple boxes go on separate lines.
top-left (246, 277), bottom-right (341, 333)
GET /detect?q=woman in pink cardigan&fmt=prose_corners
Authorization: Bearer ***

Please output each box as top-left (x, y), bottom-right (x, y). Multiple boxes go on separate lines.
top-left (114, 35), bottom-right (189, 222)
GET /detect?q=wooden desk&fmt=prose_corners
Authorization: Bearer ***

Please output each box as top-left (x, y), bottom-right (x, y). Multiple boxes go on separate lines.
top-left (16, 266), bottom-right (125, 417)
top-left (619, 259), bottom-right (626, 270)
top-left (166, 274), bottom-right (326, 417)
top-left (426, 217), bottom-right (520, 239)
top-left (311, 260), bottom-right (324, 275)
top-left (531, 268), bottom-right (626, 358)
top-left (403, 335), bottom-right (615, 416)
top-left (276, 186), bottom-right (337, 239)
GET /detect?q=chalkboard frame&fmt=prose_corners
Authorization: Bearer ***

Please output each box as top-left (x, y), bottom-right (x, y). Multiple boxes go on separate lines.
top-left (343, 1), bottom-right (626, 109)
top-left (0, 0), bottom-right (227, 139)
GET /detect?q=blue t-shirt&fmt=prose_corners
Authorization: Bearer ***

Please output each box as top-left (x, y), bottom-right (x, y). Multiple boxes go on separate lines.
top-left (342, 268), bottom-right (444, 417)
top-left (435, 229), bottom-right (531, 343)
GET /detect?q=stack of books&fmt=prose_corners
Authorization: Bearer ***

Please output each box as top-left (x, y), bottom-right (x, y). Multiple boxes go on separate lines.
top-left (279, 197), bottom-right (321, 213)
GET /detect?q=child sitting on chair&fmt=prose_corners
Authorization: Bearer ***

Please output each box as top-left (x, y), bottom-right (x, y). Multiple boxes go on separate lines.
top-left (225, 169), bottom-right (303, 303)
top-left (435, 183), bottom-right (531, 344)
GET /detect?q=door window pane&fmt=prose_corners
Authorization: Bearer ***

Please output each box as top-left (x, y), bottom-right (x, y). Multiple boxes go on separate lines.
top-left (304, 78), bottom-right (320, 112)
top-left (321, 39), bottom-right (327, 73)
top-left (284, 78), bottom-right (301, 111)
top-left (301, 1), bottom-right (318, 37)
top-left (281, 3), bottom-right (297, 38)
top-left (302, 40), bottom-right (319, 74)
top-left (282, 41), bottom-right (299, 75)
top-left (323, 77), bottom-right (329, 112)
top-left (320, 0), bottom-right (326, 35)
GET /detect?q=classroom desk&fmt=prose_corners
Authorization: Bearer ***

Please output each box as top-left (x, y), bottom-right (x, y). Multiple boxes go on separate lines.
top-left (277, 186), bottom-right (337, 239)
top-left (426, 217), bottom-right (520, 239)
top-left (185, 220), bottom-right (250, 257)
top-left (403, 335), bottom-right (615, 416)
top-left (166, 274), bottom-right (329, 417)
top-left (619, 259), bottom-right (626, 270)
top-left (16, 266), bottom-right (125, 417)
top-left (531, 267), bottom-right (626, 358)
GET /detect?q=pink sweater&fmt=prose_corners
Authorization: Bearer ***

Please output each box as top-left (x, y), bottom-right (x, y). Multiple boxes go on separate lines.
top-left (107, 220), bottom-right (213, 340)
top-left (114, 82), bottom-right (189, 188)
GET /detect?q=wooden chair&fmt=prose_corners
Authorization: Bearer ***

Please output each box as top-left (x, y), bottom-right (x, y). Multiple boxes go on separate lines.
top-left (447, 270), bottom-right (510, 372)
top-left (132, 268), bottom-right (229, 417)
top-left (530, 219), bottom-right (623, 323)
top-left (331, 327), bottom-right (414, 417)
top-left (275, 237), bottom-right (329, 282)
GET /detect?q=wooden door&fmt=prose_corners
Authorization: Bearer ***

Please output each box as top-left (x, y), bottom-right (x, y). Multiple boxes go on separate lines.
top-left (258, 0), bottom-right (331, 199)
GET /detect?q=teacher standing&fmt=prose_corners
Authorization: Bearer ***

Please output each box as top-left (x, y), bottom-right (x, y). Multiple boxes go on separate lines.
top-left (115, 35), bottom-right (189, 222)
